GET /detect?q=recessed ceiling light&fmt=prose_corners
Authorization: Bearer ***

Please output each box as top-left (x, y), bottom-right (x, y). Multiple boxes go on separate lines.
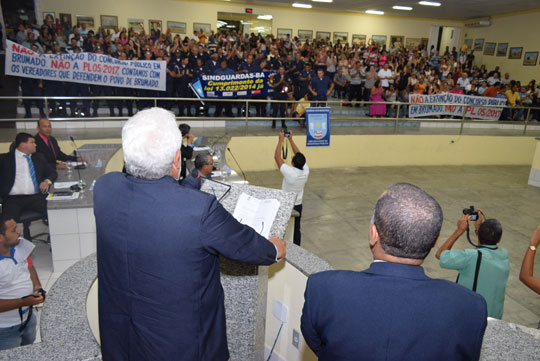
top-left (393, 5), bottom-right (413, 10)
top-left (365, 9), bottom-right (384, 15)
top-left (419, 1), bottom-right (441, 6)
top-left (257, 15), bottom-right (273, 20)
top-left (312, 0), bottom-right (333, 2)
top-left (292, 3), bottom-right (313, 8)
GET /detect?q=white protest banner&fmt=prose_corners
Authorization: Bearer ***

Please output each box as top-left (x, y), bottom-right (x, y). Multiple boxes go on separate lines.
top-left (5, 40), bottom-right (166, 91)
top-left (409, 93), bottom-right (506, 121)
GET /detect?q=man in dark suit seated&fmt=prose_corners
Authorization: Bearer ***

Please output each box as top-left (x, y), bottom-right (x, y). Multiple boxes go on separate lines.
top-left (0, 133), bottom-right (57, 222)
top-left (301, 182), bottom-right (488, 361)
top-left (34, 118), bottom-right (88, 169)
top-left (94, 107), bottom-right (286, 361)
top-left (182, 152), bottom-right (214, 190)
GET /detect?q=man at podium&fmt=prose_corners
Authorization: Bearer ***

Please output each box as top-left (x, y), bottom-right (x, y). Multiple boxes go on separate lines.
top-left (94, 107), bottom-right (286, 361)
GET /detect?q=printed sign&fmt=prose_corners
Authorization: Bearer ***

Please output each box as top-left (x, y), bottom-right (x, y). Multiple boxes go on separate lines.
top-left (408, 93), bottom-right (507, 120)
top-left (196, 72), bottom-right (274, 98)
top-left (5, 40), bottom-right (166, 91)
top-left (306, 107), bottom-right (330, 147)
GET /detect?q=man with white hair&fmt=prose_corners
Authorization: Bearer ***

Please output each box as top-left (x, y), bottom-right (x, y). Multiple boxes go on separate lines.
top-left (94, 107), bottom-right (286, 361)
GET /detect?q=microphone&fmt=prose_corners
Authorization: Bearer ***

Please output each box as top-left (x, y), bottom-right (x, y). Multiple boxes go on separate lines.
top-left (227, 147), bottom-right (247, 184)
top-left (69, 136), bottom-right (86, 191)
top-left (70, 136), bottom-right (86, 169)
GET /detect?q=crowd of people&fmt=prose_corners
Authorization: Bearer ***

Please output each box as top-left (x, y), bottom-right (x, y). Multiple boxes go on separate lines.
top-left (9, 20), bottom-right (540, 123)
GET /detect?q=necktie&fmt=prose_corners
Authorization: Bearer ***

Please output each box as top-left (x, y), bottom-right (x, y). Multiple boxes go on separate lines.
top-left (24, 154), bottom-right (39, 193)
top-left (47, 138), bottom-right (57, 159)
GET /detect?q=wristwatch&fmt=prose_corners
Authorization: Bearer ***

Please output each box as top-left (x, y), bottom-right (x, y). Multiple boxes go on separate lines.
top-left (529, 245), bottom-right (537, 252)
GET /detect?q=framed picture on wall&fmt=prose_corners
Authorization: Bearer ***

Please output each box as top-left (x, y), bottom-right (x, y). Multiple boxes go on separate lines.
top-left (496, 43), bottom-right (508, 57)
top-left (277, 28), bottom-right (292, 39)
top-left (371, 35), bottom-right (387, 47)
top-left (352, 34), bottom-right (366, 45)
top-left (128, 19), bottom-right (144, 33)
top-left (100, 15), bottom-right (118, 29)
top-left (464, 39), bottom-right (473, 49)
top-left (405, 38), bottom-right (422, 49)
top-left (390, 35), bottom-right (404, 48)
top-left (483, 42), bottom-right (496, 56)
top-left (167, 21), bottom-right (186, 34)
top-left (316, 31), bottom-right (331, 40)
top-left (509, 47), bottom-right (523, 59)
top-left (76, 15), bottom-right (94, 28)
top-left (473, 38), bottom-right (484, 51)
top-left (298, 29), bottom-right (313, 41)
top-left (43, 12), bottom-right (55, 24)
top-left (333, 32), bottom-right (348, 43)
top-left (149, 20), bottom-right (162, 33)
top-left (194, 23), bottom-right (211, 35)
top-left (59, 13), bottom-right (72, 29)
top-left (523, 52), bottom-right (538, 66)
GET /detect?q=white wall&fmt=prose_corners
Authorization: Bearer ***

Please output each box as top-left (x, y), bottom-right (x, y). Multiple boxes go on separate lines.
top-left (266, 261), bottom-right (317, 361)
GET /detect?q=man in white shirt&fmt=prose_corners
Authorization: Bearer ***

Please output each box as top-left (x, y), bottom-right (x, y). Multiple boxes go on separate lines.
top-left (377, 64), bottom-right (394, 90)
top-left (274, 130), bottom-right (309, 246)
top-left (0, 133), bottom-right (57, 222)
top-left (0, 217), bottom-right (44, 350)
top-left (457, 72), bottom-right (471, 89)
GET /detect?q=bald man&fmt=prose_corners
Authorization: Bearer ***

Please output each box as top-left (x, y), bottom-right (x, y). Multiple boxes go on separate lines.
top-left (34, 118), bottom-right (88, 169)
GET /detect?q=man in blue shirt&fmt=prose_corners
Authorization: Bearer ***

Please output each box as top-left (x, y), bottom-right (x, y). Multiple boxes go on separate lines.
top-left (298, 63), bottom-right (314, 100)
top-left (436, 211), bottom-right (510, 319)
top-left (271, 65), bottom-right (291, 128)
top-left (213, 60), bottom-right (235, 117)
top-left (309, 68), bottom-right (334, 107)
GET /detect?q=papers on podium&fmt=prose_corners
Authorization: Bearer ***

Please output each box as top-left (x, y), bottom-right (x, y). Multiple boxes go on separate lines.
top-left (232, 193), bottom-right (280, 239)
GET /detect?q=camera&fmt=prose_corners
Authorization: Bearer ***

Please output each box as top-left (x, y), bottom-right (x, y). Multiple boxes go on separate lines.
top-left (463, 206), bottom-right (479, 221)
top-left (283, 128), bottom-right (290, 138)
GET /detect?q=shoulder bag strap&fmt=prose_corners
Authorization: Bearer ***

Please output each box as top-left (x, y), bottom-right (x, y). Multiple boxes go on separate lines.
top-left (472, 250), bottom-right (483, 292)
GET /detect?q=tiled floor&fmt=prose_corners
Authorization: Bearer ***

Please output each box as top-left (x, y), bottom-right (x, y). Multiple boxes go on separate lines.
top-left (248, 165), bottom-right (540, 329)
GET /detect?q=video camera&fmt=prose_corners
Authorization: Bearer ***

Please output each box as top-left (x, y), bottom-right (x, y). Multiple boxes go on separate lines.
top-left (463, 205), bottom-right (479, 221)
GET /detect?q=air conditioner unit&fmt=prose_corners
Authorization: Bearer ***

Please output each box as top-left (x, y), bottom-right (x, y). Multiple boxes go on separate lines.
top-left (465, 20), bottom-right (491, 27)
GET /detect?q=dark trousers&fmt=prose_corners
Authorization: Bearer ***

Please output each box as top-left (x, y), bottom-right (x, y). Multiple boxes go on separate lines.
top-left (293, 204), bottom-right (303, 246)
top-left (2, 194), bottom-right (48, 222)
top-left (349, 84), bottom-right (363, 103)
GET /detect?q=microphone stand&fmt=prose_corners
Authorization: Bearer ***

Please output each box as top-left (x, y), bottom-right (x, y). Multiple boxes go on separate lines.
top-left (227, 147), bottom-right (247, 184)
top-left (69, 136), bottom-right (86, 191)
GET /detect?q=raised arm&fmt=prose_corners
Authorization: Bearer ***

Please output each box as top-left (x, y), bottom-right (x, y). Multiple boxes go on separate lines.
top-left (519, 226), bottom-right (540, 294)
top-left (274, 130), bottom-right (285, 168)
top-left (288, 130), bottom-right (301, 155)
top-left (435, 215), bottom-right (469, 259)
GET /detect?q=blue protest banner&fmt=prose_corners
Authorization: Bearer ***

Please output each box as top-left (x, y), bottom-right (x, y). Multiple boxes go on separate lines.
top-left (194, 71), bottom-right (274, 98)
top-left (306, 107), bottom-right (330, 147)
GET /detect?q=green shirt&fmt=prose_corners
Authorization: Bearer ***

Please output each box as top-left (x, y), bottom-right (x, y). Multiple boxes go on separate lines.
top-left (440, 246), bottom-right (509, 319)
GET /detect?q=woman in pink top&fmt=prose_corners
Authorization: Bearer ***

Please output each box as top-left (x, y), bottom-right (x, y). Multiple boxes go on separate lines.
top-left (370, 80), bottom-right (386, 117)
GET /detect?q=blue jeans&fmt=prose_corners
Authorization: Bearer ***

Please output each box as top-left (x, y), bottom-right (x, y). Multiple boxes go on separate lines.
top-left (0, 312), bottom-right (37, 350)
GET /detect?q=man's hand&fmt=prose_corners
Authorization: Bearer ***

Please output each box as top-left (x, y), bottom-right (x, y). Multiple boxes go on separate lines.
top-left (22, 292), bottom-right (44, 307)
top-left (39, 181), bottom-right (50, 193)
top-left (457, 214), bottom-right (469, 233)
top-left (56, 163), bottom-right (67, 170)
top-left (530, 226), bottom-right (540, 248)
top-left (77, 157), bottom-right (89, 163)
top-left (279, 130), bottom-right (285, 142)
top-left (288, 130), bottom-right (293, 139)
top-left (269, 235), bottom-right (286, 262)
top-left (474, 208), bottom-right (484, 230)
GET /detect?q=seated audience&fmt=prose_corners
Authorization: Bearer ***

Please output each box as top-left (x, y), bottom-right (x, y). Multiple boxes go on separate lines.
top-left (301, 183), bottom-right (487, 361)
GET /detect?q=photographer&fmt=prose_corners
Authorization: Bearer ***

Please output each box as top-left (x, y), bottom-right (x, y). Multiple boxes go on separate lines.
top-left (274, 130), bottom-right (309, 246)
top-left (435, 208), bottom-right (510, 319)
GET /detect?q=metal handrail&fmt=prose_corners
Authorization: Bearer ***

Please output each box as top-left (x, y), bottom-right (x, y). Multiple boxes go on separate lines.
top-left (3, 95), bottom-right (539, 136)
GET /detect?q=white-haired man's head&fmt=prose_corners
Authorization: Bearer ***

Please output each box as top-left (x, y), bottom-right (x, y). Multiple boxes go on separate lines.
top-left (122, 108), bottom-right (181, 180)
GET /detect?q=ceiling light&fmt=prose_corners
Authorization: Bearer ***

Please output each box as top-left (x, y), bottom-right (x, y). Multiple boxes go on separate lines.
top-left (257, 15), bottom-right (273, 20)
top-left (365, 10), bottom-right (384, 15)
top-left (419, 1), bottom-right (441, 6)
top-left (312, 0), bottom-right (333, 2)
top-left (226, 25), bottom-right (236, 28)
top-left (292, 3), bottom-right (313, 8)
top-left (393, 5), bottom-right (413, 10)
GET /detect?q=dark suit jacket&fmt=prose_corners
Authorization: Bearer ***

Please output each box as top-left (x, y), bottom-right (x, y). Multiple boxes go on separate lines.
top-left (0, 151), bottom-right (58, 198)
top-left (94, 173), bottom-right (277, 361)
top-left (34, 133), bottom-right (77, 165)
top-left (180, 143), bottom-right (194, 179)
top-left (182, 168), bottom-right (202, 190)
top-left (301, 262), bottom-right (487, 361)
